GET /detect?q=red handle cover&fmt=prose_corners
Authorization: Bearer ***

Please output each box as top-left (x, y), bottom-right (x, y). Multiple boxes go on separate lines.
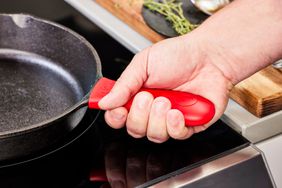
top-left (88, 77), bottom-right (215, 126)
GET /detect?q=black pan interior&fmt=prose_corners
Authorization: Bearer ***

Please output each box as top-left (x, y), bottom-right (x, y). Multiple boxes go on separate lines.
top-left (0, 49), bottom-right (84, 132)
top-left (0, 14), bottom-right (100, 135)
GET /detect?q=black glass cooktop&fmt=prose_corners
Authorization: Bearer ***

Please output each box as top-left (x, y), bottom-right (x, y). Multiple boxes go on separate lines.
top-left (0, 109), bottom-right (249, 188)
top-left (0, 4), bottom-right (249, 187)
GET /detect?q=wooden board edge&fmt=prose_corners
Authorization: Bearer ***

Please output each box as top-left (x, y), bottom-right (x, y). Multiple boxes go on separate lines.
top-left (230, 88), bottom-right (261, 117)
top-left (260, 93), bottom-right (282, 117)
top-left (231, 66), bottom-right (282, 117)
top-left (230, 88), bottom-right (282, 117)
top-left (95, 0), bottom-right (165, 43)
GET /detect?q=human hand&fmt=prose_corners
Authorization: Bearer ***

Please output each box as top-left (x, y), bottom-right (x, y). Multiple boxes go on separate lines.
top-left (98, 34), bottom-right (233, 143)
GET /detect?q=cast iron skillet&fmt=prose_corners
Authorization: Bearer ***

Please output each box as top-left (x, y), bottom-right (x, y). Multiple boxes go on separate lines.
top-left (0, 14), bottom-right (215, 162)
top-left (0, 14), bottom-right (100, 161)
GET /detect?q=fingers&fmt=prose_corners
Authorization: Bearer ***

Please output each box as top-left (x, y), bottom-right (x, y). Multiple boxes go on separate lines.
top-left (104, 107), bottom-right (128, 129)
top-left (126, 91), bottom-right (154, 138)
top-left (146, 97), bottom-right (171, 143)
top-left (108, 92), bottom-right (194, 143)
top-left (166, 109), bottom-right (194, 140)
top-left (126, 94), bottom-right (171, 143)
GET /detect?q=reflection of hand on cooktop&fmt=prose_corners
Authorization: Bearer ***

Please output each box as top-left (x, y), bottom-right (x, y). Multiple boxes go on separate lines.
top-left (90, 119), bottom-right (247, 187)
top-left (97, 139), bottom-right (215, 187)
top-left (104, 141), bottom-right (170, 188)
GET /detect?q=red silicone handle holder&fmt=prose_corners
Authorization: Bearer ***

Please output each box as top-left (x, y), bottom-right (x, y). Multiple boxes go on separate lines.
top-left (88, 77), bottom-right (215, 126)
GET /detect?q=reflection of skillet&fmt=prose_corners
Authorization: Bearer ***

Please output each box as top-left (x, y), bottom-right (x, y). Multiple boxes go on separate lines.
top-left (0, 110), bottom-right (102, 188)
top-left (0, 109), bottom-right (99, 168)
top-left (142, 0), bottom-right (209, 37)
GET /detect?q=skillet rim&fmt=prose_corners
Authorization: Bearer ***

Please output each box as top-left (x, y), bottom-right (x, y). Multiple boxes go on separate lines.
top-left (0, 13), bottom-right (103, 138)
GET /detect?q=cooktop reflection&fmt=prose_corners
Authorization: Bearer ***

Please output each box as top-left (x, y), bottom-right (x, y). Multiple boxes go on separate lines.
top-left (0, 109), bottom-right (249, 188)
top-left (90, 114), bottom-right (249, 188)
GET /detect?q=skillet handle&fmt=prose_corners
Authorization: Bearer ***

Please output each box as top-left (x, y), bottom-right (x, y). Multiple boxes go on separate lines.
top-left (88, 77), bottom-right (215, 126)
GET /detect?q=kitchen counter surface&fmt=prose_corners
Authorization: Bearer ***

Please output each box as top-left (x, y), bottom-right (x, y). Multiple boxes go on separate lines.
top-left (65, 0), bottom-right (282, 143)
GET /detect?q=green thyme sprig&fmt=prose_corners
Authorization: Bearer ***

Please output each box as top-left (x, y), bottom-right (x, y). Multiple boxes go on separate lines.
top-left (143, 0), bottom-right (198, 35)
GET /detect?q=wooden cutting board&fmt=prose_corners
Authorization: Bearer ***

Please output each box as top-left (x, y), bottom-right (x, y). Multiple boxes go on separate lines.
top-left (230, 66), bottom-right (282, 117)
top-left (95, 0), bottom-right (282, 117)
top-left (95, 0), bottom-right (165, 42)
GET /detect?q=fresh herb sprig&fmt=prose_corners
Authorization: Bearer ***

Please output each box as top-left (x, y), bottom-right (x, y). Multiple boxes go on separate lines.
top-left (143, 0), bottom-right (198, 35)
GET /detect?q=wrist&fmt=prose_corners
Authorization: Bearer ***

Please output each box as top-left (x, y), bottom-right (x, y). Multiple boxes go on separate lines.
top-left (183, 0), bottom-right (282, 85)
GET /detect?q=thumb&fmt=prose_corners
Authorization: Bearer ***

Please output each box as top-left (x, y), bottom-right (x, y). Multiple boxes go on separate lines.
top-left (98, 47), bottom-right (150, 110)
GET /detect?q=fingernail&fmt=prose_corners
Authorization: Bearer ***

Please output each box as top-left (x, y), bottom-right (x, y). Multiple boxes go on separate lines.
top-left (148, 137), bottom-right (164, 143)
top-left (110, 110), bottom-right (125, 121)
top-left (127, 129), bottom-right (143, 138)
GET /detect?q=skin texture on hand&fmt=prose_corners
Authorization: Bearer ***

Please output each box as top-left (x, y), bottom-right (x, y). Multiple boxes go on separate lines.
top-left (99, 0), bottom-right (282, 143)
top-left (193, 0), bottom-right (282, 84)
top-left (99, 36), bottom-right (232, 143)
